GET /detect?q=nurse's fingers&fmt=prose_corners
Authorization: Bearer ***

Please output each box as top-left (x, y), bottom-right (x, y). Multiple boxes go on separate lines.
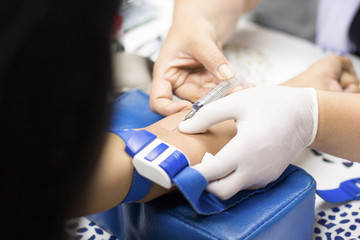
top-left (205, 171), bottom-right (247, 200)
top-left (340, 71), bottom-right (359, 88)
top-left (344, 83), bottom-right (360, 93)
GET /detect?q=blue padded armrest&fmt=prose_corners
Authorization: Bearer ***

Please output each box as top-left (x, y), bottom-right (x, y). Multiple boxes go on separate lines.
top-left (89, 168), bottom-right (315, 239)
top-left (109, 90), bottom-right (163, 129)
top-left (87, 89), bottom-right (316, 240)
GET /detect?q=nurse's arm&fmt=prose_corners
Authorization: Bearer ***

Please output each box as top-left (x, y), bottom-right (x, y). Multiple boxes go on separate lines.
top-left (311, 91), bottom-right (360, 162)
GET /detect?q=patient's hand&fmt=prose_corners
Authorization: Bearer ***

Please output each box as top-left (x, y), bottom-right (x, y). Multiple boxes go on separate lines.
top-left (282, 55), bottom-right (360, 93)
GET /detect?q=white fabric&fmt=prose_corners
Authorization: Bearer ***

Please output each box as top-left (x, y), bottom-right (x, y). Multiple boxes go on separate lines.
top-left (316, 0), bottom-right (360, 54)
top-left (179, 86), bottom-right (318, 200)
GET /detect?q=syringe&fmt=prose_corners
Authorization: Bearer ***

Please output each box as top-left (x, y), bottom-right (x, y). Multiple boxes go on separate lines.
top-left (183, 69), bottom-right (250, 121)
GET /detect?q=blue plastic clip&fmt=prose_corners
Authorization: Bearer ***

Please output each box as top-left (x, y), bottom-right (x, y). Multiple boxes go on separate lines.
top-left (317, 178), bottom-right (360, 203)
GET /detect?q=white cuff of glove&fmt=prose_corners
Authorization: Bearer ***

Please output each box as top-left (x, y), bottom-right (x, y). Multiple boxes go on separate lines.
top-left (306, 88), bottom-right (318, 147)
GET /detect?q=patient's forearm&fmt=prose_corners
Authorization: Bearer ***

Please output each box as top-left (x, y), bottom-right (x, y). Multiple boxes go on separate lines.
top-left (78, 91), bottom-right (360, 216)
top-left (311, 91), bottom-right (360, 162)
top-left (80, 111), bottom-right (236, 216)
top-left (142, 111), bottom-right (236, 202)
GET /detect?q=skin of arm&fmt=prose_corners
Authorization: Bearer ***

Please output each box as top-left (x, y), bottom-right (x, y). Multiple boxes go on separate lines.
top-left (311, 91), bottom-right (360, 162)
top-left (80, 111), bottom-right (236, 216)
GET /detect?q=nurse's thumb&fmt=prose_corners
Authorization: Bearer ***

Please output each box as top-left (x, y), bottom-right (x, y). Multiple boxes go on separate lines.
top-left (193, 39), bottom-right (235, 80)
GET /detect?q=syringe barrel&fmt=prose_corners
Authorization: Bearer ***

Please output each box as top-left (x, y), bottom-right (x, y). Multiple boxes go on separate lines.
top-left (193, 72), bottom-right (244, 108)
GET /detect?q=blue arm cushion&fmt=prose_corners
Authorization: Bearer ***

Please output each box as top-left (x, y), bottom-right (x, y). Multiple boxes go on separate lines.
top-left (87, 89), bottom-right (316, 240)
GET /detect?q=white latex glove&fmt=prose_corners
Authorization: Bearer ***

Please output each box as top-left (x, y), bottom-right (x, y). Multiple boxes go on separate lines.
top-left (179, 86), bottom-right (318, 200)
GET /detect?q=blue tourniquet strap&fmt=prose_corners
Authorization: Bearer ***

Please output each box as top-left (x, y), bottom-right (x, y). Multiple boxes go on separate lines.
top-left (112, 129), bottom-right (156, 157)
top-left (174, 164), bottom-right (299, 215)
top-left (121, 170), bottom-right (152, 203)
top-left (113, 129), bottom-right (300, 215)
top-left (110, 129), bottom-right (153, 203)
top-left (317, 178), bottom-right (360, 203)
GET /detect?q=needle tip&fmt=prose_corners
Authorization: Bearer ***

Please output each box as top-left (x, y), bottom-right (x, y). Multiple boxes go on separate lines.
top-left (183, 109), bottom-right (196, 121)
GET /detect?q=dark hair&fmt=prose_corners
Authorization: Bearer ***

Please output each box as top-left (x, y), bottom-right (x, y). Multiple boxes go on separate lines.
top-left (0, 0), bottom-right (120, 239)
top-left (350, 5), bottom-right (360, 56)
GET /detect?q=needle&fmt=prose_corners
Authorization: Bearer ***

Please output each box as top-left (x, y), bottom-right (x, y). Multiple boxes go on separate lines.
top-left (171, 124), bottom-right (179, 132)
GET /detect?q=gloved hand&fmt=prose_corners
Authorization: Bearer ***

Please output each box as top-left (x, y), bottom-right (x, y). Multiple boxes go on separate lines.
top-left (179, 86), bottom-right (318, 200)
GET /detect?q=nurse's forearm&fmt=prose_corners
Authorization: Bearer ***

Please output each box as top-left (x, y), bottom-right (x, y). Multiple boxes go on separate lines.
top-left (311, 91), bottom-right (360, 162)
top-left (173, 0), bottom-right (261, 42)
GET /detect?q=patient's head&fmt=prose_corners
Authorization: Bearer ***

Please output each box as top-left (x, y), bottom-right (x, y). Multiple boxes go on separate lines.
top-left (0, 0), bottom-right (120, 239)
